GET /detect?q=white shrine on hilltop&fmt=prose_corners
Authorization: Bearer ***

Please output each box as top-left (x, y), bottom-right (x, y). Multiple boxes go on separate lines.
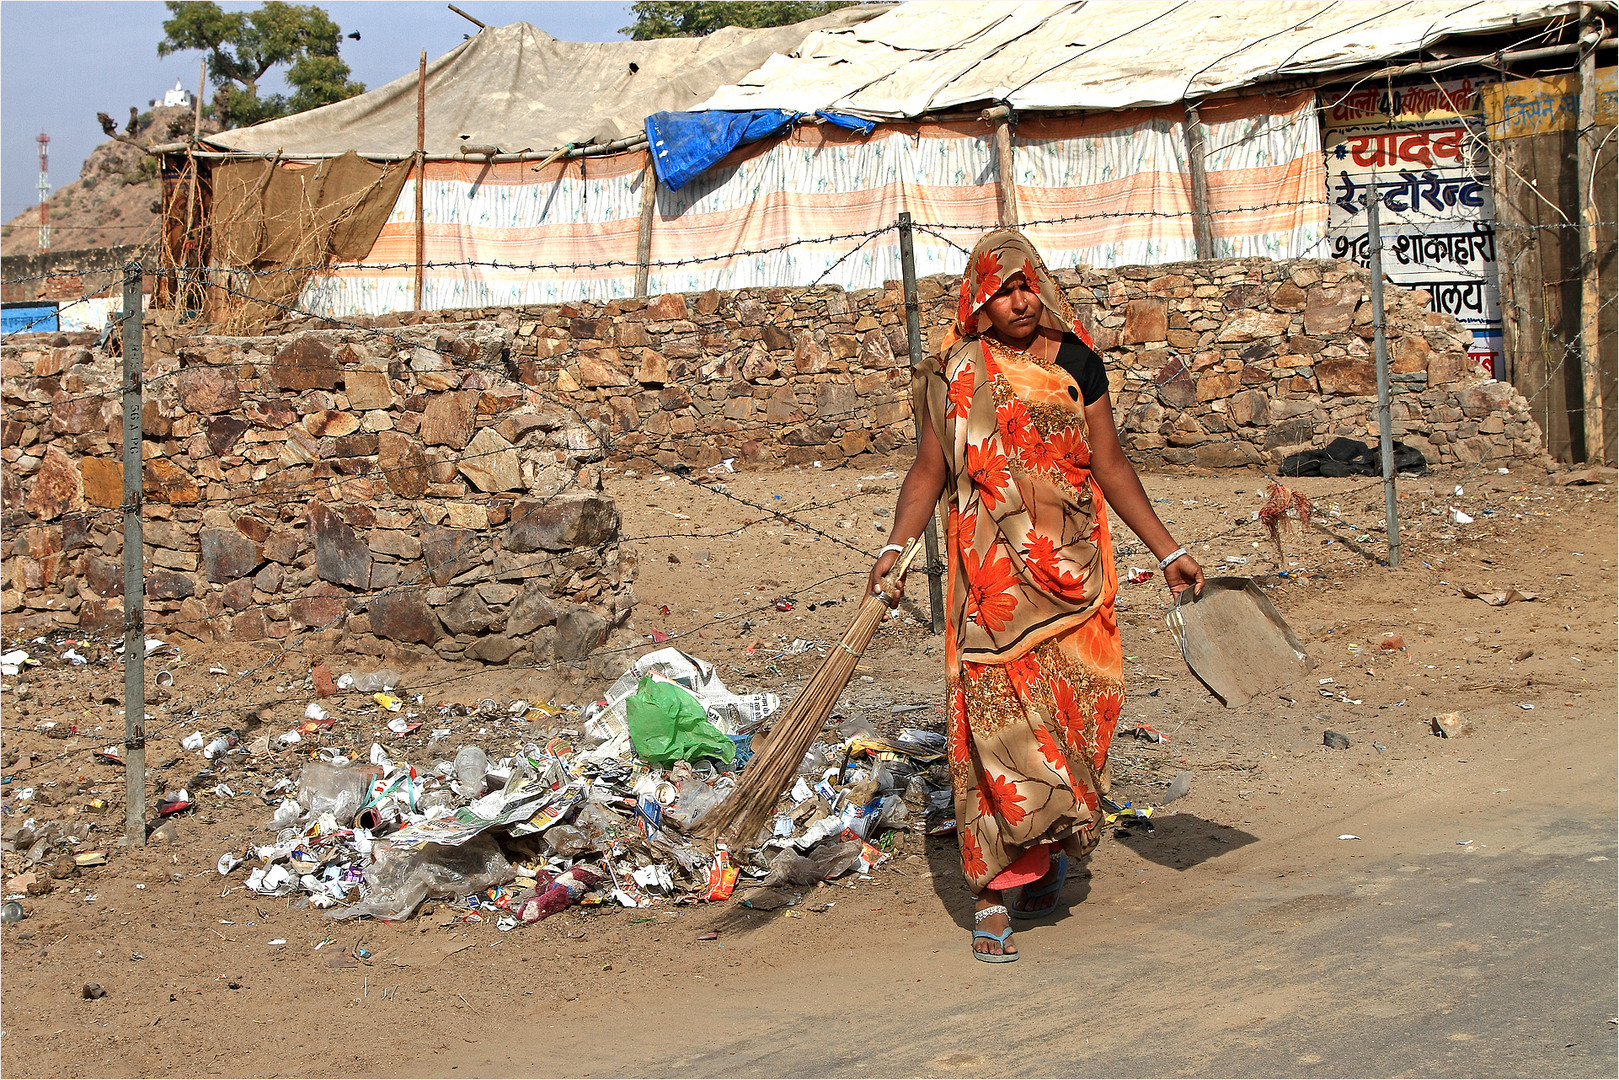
top-left (154, 80), bottom-right (193, 109)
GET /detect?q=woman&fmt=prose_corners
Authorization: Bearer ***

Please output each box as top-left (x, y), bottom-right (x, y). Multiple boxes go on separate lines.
top-left (868, 229), bottom-right (1204, 962)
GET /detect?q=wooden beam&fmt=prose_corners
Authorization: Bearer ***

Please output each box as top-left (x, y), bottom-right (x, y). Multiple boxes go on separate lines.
top-left (448, 3), bottom-right (485, 29)
top-left (982, 106), bottom-right (1018, 227)
top-left (1185, 103), bottom-right (1214, 260)
top-left (635, 157), bottom-right (656, 298)
top-left (1576, 6), bottom-right (1608, 463)
top-left (414, 50), bottom-right (427, 313)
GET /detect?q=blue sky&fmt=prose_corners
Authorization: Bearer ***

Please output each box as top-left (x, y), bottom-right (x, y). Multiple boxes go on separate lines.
top-left (1, 1), bottom-right (632, 224)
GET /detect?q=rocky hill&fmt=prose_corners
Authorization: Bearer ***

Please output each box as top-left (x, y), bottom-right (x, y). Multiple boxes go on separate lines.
top-left (1, 105), bottom-right (221, 258)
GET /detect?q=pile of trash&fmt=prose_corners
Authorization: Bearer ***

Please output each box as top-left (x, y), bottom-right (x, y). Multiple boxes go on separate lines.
top-left (215, 649), bottom-right (956, 926)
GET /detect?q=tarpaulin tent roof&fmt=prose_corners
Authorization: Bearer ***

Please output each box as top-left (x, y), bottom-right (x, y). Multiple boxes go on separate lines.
top-left (203, 5), bottom-right (885, 157)
top-left (698, 0), bottom-right (1585, 117)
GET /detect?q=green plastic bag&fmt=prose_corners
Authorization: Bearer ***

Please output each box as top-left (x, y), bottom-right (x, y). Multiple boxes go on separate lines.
top-left (625, 677), bottom-right (736, 766)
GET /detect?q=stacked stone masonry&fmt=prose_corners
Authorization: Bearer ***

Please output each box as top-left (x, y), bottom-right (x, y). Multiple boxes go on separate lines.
top-left (249, 256), bottom-right (1538, 473)
top-left (1, 326), bottom-right (635, 668)
top-left (2, 256), bottom-right (1546, 662)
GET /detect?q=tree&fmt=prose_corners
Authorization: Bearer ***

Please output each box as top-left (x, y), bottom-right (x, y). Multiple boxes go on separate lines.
top-left (622, 1), bottom-right (859, 40)
top-left (157, 1), bottom-right (364, 127)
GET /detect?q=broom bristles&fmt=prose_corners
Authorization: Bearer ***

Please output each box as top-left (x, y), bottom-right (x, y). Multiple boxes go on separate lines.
top-left (699, 540), bottom-right (923, 844)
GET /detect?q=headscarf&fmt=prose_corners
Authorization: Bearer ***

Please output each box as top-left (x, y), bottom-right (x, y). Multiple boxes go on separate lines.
top-left (940, 229), bottom-right (1097, 356)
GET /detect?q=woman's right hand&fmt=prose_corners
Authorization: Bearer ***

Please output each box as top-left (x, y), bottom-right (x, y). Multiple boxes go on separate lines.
top-left (866, 549), bottom-right (905, 606)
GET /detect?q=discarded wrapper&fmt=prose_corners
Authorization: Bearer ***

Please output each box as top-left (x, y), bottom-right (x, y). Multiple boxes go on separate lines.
top-left (1101, 797), bottom-right (1154, 824)
top-left (1126, 566), bottom-right (1154, 584)
top-left (1460, 586), bottom-right (1537, 606)
top-left (856, 839), bottom-right (891, 873)
top-left (703, 844), bottom-right (740, 902)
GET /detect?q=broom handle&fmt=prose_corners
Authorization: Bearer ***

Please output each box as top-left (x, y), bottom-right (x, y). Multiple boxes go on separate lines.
top-left (874, 538), bottom-right (924, 604)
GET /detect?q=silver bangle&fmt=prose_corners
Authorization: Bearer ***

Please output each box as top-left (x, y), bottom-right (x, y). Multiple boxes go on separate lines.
top-left (1158, 546), bottom-right (1189, 571)
top-left (876, 544), bottom-right (905, 559)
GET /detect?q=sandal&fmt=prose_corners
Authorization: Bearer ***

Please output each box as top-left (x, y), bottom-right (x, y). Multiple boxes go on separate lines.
top-left (1010, 854), bottom-right (1068, 920)
top-left (972, 904), bottom-right (1019, 963)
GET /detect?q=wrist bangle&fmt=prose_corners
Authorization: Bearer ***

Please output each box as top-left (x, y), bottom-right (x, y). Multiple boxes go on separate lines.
top-left (1158, 546), bottom-right (1189, 571)
top-left (877, 544), bottom-right (905, 559)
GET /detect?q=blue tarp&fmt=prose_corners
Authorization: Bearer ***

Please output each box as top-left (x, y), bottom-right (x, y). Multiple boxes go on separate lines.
top-left (817, 112), bottom-right (877, 135)
top-left (645, 110), bottom-right (878, 191)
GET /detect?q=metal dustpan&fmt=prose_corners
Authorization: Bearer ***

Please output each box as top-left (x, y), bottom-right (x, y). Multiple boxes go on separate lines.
top-left (1164, 577), bottom-right (1312, 708)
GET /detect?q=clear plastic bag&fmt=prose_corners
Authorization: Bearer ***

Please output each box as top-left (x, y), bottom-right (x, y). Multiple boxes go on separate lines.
top-left (542, 824), bottom-right (594, 858)
top-left (873, 795), bottom-right (910, 831)
top-left (870, 760), bottom-right (918, 794)
top-left (761, 839), bottom-right (865, 886)
top-left (343, 669), bottom-right (400, 693)
top-left (296, 763), bottom-right (371, 823)
top-left (796, 743), bottom-right (834, 781)
top-left (662, 778), bottom-right (734, 832)
top-left (894, 728), bottom-right (948, 756)
top-left (328, 834), bottom-right (513, 921)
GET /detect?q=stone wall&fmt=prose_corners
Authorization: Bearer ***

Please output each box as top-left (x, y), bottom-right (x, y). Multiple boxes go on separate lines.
top-left (1, 326), bottom-right (634, 670)
top-left (238, 256), bottom-right (1545, 472)
top-left (0, 245), bottom-right (140, 304)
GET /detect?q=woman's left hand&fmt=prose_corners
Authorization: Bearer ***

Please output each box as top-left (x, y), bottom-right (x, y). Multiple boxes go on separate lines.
top-left (1164, 553), bottom-right (1205, 599)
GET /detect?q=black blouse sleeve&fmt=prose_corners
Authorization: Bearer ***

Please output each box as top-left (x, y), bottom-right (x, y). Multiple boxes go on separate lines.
top-left (1055, 332), bottom-right (1109, 406)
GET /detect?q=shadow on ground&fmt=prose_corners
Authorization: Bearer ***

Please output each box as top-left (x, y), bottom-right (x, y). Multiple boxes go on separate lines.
top-left (1111, 812), bottom-right (1258, 869)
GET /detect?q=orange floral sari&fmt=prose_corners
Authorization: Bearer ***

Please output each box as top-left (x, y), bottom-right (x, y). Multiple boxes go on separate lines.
top-left (914, 230), bottom-right (1124, 893)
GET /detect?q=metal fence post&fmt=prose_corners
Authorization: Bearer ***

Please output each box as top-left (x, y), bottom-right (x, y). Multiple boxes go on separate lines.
top-left (1366, 178), bottom-right (1401, 567)
top-left (897, 213), bottom-right (946, 634)
top-left (121, 262), bottom-right (147, 845)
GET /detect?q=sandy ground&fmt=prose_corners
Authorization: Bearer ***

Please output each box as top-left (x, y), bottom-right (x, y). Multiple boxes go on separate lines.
top-left (1, 453), bottom-right (1615, 1078)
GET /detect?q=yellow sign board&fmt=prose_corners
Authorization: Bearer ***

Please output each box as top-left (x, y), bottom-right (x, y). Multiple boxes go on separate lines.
top-left (1480, 68), bottom-right (1617, 139)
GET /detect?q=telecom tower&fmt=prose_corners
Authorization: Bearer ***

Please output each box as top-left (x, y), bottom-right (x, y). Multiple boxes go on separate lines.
top-left (36, 131), bottom-right (51, 252)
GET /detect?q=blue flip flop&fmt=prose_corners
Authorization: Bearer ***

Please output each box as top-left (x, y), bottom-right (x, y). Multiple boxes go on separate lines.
top-left (972, 904), bottom-right (1019, 962)
top-left (1010, 854), bottom-right (1068, 920)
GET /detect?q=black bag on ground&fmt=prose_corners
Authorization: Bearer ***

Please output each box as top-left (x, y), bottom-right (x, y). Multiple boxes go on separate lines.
top-left (1279, 437), bottom-right (1427, 477)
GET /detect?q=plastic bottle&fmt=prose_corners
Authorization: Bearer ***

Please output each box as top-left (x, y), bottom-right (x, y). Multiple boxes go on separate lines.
top-left (453, 746), bottom-right (489, 798)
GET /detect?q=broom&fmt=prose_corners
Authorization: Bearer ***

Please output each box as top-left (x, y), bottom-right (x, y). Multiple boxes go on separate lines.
top-left (698, 539), bottom-right (924, 845)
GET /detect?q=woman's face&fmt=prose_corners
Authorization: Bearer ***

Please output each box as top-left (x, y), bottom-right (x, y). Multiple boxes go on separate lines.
top-left (980, 271), bottom-right (1041, 344)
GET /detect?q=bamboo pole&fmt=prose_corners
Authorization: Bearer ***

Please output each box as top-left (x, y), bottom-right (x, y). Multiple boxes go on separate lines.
top-left (448, 3), bottom-right (485, 29)
top-left (415, 50), bottom-right (427, 312)
top-left (194, 58), bottom-right (205, 135)
top-left (635, 157), bottom-right (657, 298)
top-left (181, 147), bottom-right (200, 309)
top-left (1576, 5), bottom-right (1607, 464)
top-left (1184, 104), bottom-right (1215, 259)
top-left (149, 134), bottom-right (653, 162)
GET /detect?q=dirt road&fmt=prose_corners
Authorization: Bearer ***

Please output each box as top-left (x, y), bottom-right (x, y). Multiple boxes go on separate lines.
top-left (2, 457), bottom-right (1614, 1077)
